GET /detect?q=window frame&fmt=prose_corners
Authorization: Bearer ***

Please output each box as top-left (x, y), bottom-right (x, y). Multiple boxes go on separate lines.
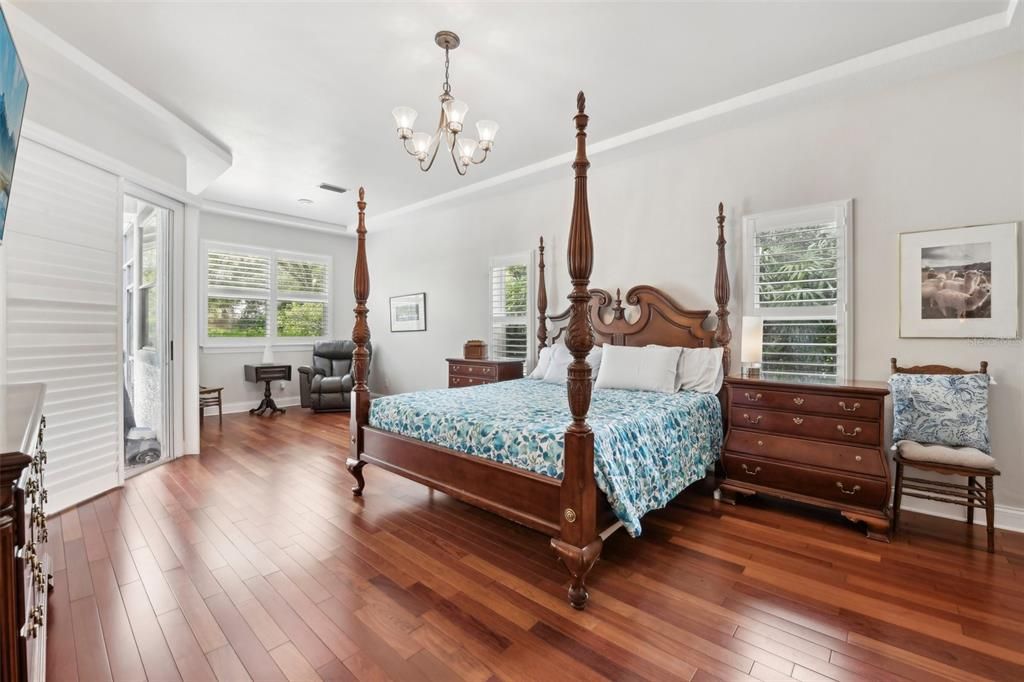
top-left (741, 200), bottom-right (854, 380)
top-left (488, 251), bottom-right (535, 364)
top-left (201, 240), bottom-right (333, 348)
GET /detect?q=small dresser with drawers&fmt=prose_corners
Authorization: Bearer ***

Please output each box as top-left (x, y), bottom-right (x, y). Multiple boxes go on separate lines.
top-left (446, 358), bottom-right (524, 388)
top-left (720, 375), bottom-right (892, 541)
top-left (2, 383), bottom-right (50, 682)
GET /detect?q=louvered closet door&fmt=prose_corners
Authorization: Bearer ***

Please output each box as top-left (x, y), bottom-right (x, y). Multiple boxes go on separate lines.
top-left (4, 138), bottom-right (121, 512)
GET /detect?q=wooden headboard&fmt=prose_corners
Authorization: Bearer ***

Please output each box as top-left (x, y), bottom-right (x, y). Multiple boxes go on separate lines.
top-left (546, 286), bottom-right (716, 349)
top-left (535, 203), bottom-right (733, 373)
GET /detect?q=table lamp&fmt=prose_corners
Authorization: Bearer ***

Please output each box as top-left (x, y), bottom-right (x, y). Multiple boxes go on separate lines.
top-left (741, 316), bottom-right (763, 378)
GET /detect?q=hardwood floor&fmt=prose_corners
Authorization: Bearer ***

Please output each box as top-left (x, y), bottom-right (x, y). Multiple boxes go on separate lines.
top-left (46, 410), bottom-right (1024, 681)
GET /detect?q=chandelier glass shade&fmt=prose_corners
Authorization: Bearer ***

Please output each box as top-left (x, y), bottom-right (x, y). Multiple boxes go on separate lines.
top-left (392, 31), bottom-right (498, 176)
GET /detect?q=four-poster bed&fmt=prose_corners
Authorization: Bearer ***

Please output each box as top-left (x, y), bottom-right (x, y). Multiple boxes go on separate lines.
top-left (346, 93), bottom-right (732, 609)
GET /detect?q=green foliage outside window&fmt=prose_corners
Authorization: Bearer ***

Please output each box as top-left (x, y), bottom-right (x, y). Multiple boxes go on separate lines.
top-left (277, 301), bottom-right (327, 337)
top-left (207, 298), bottom-right (268, 337)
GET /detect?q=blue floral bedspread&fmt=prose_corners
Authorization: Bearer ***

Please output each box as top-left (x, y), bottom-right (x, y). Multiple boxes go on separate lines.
top-left (368, 379), bottom-right (722, 536)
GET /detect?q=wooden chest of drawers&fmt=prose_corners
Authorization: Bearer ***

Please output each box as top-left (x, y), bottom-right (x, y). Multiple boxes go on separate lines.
top-left (2, 383), bottom-right (50, 682)
top-left (720, 376), bottom-right (892, 541)
top-left (446, 358), bottom-right (524, 388)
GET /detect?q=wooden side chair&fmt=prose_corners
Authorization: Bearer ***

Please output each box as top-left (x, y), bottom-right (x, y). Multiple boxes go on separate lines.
top-left (890, 358), bottom-right (999, 552)
top-left (199, 385), bottom-right (223, 426)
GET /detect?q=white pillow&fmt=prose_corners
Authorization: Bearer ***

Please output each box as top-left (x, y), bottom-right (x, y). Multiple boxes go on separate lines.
top-left (595, 345), bottom-right (681, 393)
top-left (679, 347), bottom-right (725, 393)
top-left (541, 344), bottom-right (603, 384)
top-left (542, 343), bottom-right (573, 384)
top-left (529, 346), bottom-right (553, 379)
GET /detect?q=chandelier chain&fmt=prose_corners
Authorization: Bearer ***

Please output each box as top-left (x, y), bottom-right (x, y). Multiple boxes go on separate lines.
top-left (442, 47), bottom-right (451, 96)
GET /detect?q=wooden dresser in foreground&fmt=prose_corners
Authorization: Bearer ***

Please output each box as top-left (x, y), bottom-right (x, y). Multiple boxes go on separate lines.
top-left (447, 358), bottom-right (524, 388)
top-left (1, 383), bottom-right (50, 682)
top-left (720, 375), bottom-right (892, 541)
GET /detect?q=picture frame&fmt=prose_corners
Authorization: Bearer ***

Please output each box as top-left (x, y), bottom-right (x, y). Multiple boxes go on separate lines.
top-left (899, 222), bottom-right (1019, 338)
top-left (389, 292), bottom-right (427, 332)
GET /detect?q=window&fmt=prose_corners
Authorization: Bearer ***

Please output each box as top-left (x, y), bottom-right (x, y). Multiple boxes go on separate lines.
top-left (742, 201), bottom-right (852, 380)
top-left (489, 254), bottom-right (532, 361)
top-left (203, 242), bottom-right (331, 344)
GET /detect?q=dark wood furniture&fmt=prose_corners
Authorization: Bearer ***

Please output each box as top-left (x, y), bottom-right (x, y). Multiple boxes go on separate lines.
top-left (243, 363), bottom-right (292, 416)
top-left (446, 358), bottom-right (524, 388)
top-left (199, 385), bottom-right (223, 426)
top-left (346, 94), bottom-right (732, 609)
top-left (890, 358), bottom-right (998, 552)
top-left (720, 375), bottom-right (892, 541)
top-left (2, 383), bottom-right (50, 682)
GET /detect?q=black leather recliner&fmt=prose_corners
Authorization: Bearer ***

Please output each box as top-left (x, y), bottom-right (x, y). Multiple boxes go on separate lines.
top-left (298, 340), bottom-right (372, 412)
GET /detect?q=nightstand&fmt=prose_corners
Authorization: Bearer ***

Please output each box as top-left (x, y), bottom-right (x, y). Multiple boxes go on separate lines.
top-left (446, 358), bottom-right (524, 388)
top-left (719, 375), bottom-right (892, 541)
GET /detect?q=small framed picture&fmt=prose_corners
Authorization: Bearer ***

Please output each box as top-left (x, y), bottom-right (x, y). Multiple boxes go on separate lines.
top-left (389, 292), bottom-right (427, 332)
top-left (899, 222), bottom-right (1019, 338)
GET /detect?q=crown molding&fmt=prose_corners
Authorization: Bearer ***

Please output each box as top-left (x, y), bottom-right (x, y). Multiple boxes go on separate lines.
top-left (3, 1), bottom-right (232, 195)
top-left (373, 1), bottom-right (1021, 227)
top-left (201, 199), bottom-right (351, 237)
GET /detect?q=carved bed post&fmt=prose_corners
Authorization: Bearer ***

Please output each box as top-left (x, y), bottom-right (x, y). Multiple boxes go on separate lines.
top-left (550, 91), bottom-right (601, 610)
top-left (713, 202), bottom-right (732, 375)
top-left (347, 187), bottom-right (371, 495)
top-left (537, 236), bottom-right (548, 357)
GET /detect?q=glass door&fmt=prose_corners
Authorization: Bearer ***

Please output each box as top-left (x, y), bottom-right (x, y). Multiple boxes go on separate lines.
top-left (122, 193), bottom-right (174, 475)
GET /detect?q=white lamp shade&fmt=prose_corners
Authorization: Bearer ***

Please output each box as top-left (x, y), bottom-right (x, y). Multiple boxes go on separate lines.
top-left (475, 119), bottom-right (499, 143)
top-left (411, 132), bottom-right (432, 154)
top-left (456, 137), bottom-right (478, 163)
top-left (741, 317), bottom-right (764, 364)
top-left (392, 106), bottom-right (417, 130)
top-left (443, 99), bottom-right (469, 129)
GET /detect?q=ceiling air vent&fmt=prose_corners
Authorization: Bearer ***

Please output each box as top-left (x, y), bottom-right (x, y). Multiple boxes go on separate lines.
top-left (318, 183), bottom-right (348, 194)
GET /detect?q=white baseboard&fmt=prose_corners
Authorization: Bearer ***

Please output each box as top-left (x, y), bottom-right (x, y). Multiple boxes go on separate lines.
top-left (900, 497), bottom-right (1024, 533)
top-left (217, 396), bottom-right (302, 416)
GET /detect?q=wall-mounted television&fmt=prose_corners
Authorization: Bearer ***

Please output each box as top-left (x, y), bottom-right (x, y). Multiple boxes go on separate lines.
top-left (0, 6), bottom-right (27, 245)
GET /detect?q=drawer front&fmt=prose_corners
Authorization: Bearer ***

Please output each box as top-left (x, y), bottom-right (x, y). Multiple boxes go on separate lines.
top-left (724, 453), bottom-right (888, 507)
top-left (726, 429), bottom-right (885, 477)
top-left (259, 369), bottom-right (290, 381)
top-left (729, 406), bottom-right (880, 446)
top-left (731, 387), bottom-right (881, 419)
top-left (449, 375), bottom-right (494, 388)
top-left (450, 363), bottom-right (497, 379)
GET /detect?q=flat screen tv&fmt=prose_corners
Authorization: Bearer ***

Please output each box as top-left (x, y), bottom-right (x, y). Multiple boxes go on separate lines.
top-left (0, 7), bottom-right (27, 245)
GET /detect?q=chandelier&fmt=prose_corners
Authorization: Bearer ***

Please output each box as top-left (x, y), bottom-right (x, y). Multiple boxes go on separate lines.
top-left (391, 31), bottom-right (498, 176)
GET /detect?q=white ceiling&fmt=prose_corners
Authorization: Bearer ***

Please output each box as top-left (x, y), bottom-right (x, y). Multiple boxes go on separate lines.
top-left (12, 1), bottom-right (1010, 225)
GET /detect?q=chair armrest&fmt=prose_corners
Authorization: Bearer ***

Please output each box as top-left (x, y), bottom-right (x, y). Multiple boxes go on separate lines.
top-left (341, 374), bottom-right (354, 392)
top-left (298, 365), bottom-right (325, 378)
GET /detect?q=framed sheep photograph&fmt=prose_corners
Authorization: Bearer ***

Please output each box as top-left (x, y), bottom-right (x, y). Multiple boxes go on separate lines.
top-left (899, 222), bottom-right (1019, 338)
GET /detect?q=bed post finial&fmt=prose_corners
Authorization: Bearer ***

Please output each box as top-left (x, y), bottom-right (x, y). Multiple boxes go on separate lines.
top-left (537, 236), bottom-right (548, 356)
top-left (551, 90), bottom-right (601, 612)
top-left (347, 186), bottom-right (371, 495)
top-left (713, 201), bottom-right (732, 375)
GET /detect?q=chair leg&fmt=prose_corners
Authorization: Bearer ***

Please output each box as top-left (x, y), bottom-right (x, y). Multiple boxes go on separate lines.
top-left (199, 406), bottom-right (204, 429)
top-left (892, 459), bottom-right (904, 532)
top-left (985, 476), bottom-right (995, 553)
top-left (218, 396), bottom-right (223, 424)
top-left (967, 475), bottom-right (976, 525)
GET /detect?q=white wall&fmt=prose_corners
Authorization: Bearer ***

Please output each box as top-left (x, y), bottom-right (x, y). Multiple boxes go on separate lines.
top-left (198, 212), bottom-right (356, 411)
top-left (366, 53), bottom-right (1024, 512)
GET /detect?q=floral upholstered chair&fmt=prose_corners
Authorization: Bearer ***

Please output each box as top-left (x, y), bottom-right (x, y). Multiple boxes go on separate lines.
top-left (889, 358), bottom-right (999, 552)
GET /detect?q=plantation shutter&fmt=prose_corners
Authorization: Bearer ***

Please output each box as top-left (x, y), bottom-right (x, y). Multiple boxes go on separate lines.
top-left (3, 138), bottom-right (122, 511)
top-left (205, 249), bottom-right (271, 338)
top-left (744, 202), bottom-right (852, 380)
top-left (489, 255), bottom-right (531, 360)
top-left (276, 256), bottom-right (329, 337)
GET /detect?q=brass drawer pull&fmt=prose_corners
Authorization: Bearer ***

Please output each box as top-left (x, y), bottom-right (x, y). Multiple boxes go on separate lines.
top-left (756, 440), bottom-right (765, 447)
top-left (836, 482), bottom-right (861, 495)
top-left (743, 413), bottom-right (762, 425)
top-left (838, 401), bottom-right (860, 413)
top-left (792, 417), bottom-right (804, 425)
top-left (837, 425), bottom-right (862, 438)
top-left (741, 464), bottom-right (762, 476)
top-left (792, 397), bottom-right (805, 406)
top-left (467, 367), bottom-right (474, 373)
top-left (745, 392), bottom-right (763, 402)
top-left (854, 455), bottom-right (863, 462)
